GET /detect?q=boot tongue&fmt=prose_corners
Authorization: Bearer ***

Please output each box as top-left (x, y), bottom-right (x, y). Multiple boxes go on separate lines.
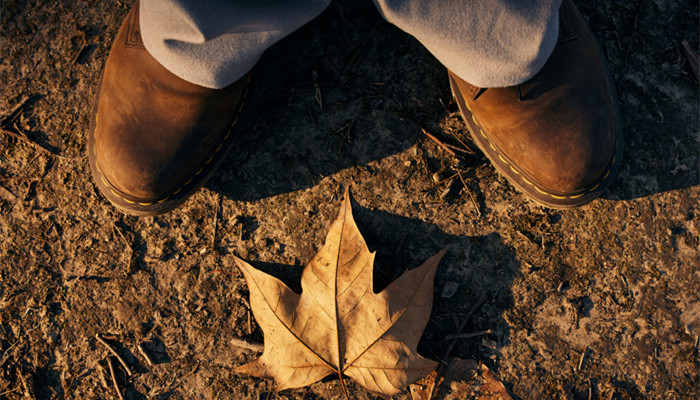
top-left (558, 0), bottom-right (578, 43)
top-left (125, 0), bottom-right (146, 48)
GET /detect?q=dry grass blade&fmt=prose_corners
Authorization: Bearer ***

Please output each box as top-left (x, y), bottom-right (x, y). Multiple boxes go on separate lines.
top-left (444, 329), bottom-right (492, 340)
top-left (681, 40), bottom-right (699, 81)
top-left (456, 170), bottom-right (481, 217)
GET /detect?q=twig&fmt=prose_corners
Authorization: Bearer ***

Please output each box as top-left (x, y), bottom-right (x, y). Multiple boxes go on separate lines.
top-left (444, 329), bottom-right (492, 341)
top-left (95, 334), bottom-right (133, 377)
top-left (111, 222), bottom-right (130, 248)
top-left (419, 127), bottom-right (457, 157)
top-left (0, 386), bottom-right (21, 396)
top-left (456, 170), bottom-right (481, 217)
top-left (0, 325), bottom-right (40, 368)
top-left (0, 96), bottom-right (29, 127)
top-left (107, 356), bottom-right (126, 400)
top-left (439, 178), bottom-right (458, 200)
top-left (182, 361), bottom-right (200, 381)
top-left (429, 294), bottom-right (487, 400)
top-left (347, 21), bottom-right (381, 69)
top-left (557, 281), bottom-right (566, 292)
top-left (18, 370), bottom-right (34, 400)
top-left (71, 43), bottom-right (89, 64)
top-left (212, 195), bottom-right (220, 250)
top-left (587, 378), bottom-right (593, 400)
top-left (229, 336), bottom-right (264, 352)
top-left (448, 131), bottom-right (476, 154)
top-left (137, 343), bottom-right (154, 366)
top-left (577, 346), bottom-right (588, 371)
top-left (241, 297), bottom-right (252, 335)
top-left (1, 127), bottom-right (59, 158)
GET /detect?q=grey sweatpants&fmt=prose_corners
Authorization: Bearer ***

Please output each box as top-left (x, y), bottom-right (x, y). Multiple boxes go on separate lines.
top-left (140, 0), bottom-right (562, 89)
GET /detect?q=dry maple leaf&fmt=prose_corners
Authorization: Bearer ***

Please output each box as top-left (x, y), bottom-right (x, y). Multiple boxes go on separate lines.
top-left (233, 189), bottom-right (443, 398)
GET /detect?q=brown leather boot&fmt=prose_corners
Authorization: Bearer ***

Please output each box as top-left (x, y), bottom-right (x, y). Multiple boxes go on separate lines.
top-left (449, 0), bottom-right (623, 208)
top-left (88, 2), bottom-right (249, 215)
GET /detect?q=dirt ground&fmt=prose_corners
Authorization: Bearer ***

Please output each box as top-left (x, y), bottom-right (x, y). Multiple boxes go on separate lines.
top-left (1, 0), bottom-right (698, 399)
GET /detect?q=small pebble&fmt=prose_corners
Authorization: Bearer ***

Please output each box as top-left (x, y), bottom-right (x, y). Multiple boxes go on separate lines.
top-left (441, 282), bottom-right (459, 298)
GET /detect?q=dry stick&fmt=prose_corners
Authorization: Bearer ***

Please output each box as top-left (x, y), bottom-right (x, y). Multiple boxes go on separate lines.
top-left (557, 281), bottom-right (566, 292)
top-left (241, 298), bottom-right (253, 335)
top-left (71, 43), bottom-right (89, 64)
top-left (419, 127), bottom-right (457, 157)
top-left (212, 195), bottom-right (220, 250)
top-left (112, 222), bottom-right (130, 248)
top-left (229, 336), bottom-right (264, 352)
top-left (429, 294), bottom-right (487, 400)
top-left (179, 361), bottom-right (200, 385)
top-left (1, 128), bottom-right (58, 158)
top-left (577, 346), bottom-right (588, 371)
top-left (444, 329), bottom-right (492, 341)
top-left (95, 334), bottom-right (133, 377)
top-left (137, 343), bottom-right (154, 366)
top-left (1, 97), bottom-right (76, 159)
top-left (443, 141), bottom-right (472, 155)
top-left (18, 370), bottom-right (34, 400)
top-left (0, 96), bottom-right (29, 127)
top-left (448, 131), bottom-right (476, 154)
top-left (456, 170), bottom-right (481, 217)
top-left (405, 117), bottom-right (473, 156)
top-left (107, 356), bottom-right (126, 400)
top-left (0, 386), bottom-right (21, 396)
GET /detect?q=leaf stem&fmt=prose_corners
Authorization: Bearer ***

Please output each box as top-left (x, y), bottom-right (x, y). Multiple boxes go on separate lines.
top-left (338, 372), bottom-right (351, 400)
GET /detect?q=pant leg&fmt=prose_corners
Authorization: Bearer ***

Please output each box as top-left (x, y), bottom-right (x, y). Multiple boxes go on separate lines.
top-left (373, 0), bottom-right (562, 88)
top-left (140, 0), bottom-right (331, 89)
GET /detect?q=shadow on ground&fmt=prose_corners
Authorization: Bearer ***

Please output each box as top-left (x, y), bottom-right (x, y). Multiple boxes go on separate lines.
top-left (206, 0), bottom-right (700, 206)
top-left (240, 197), bottom-right (521, 371)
